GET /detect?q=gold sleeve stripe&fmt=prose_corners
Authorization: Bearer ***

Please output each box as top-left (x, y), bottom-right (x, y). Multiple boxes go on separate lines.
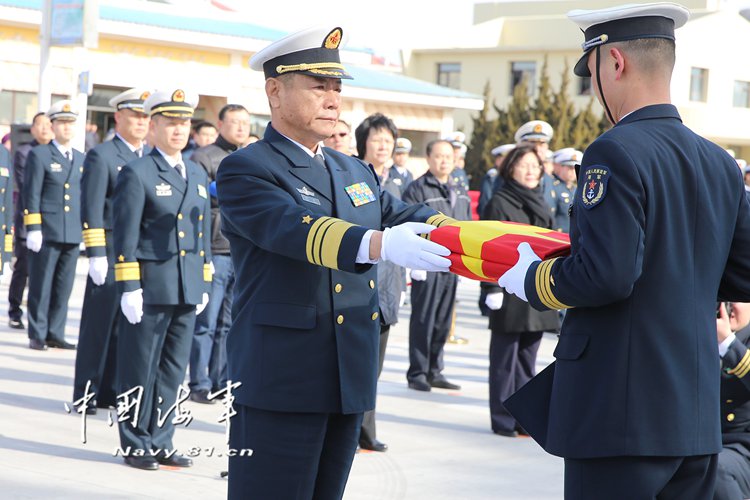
top-left (4, 234), bottom-right (11, 253)
top-left (114, 262), bottom-right (140, 282)
top-left (83, 228), bottom-right (107, 248)
top-left (305, 216), bottom-right (357, 270)
top-left (729, 350), bottom-right (750, 377)
top-left (23, 213), bottom-right (42, 226)
top-left (536, 258), bottom-right (570, 310)
top-left (203, 264), bottom-right (212, 282)
top-left (426, 214), bottom-right (457, 227)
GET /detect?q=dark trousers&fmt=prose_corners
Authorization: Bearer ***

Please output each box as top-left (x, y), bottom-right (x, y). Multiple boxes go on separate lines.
top-left (489, 329), bottom-right (543, 433)
top-left (189, 254), bottom-right (234, 392)
top-left (73, 240), bottom-right (120, 407)
top-left (228, 405), bottom-right (362, 500)
top-left (8, 236), bottom-right (28, 321)
top-left (27, 241), bottom-right (78, 342)
top-left (359, 323), bottom-right (390, 445)
top-left (565, 454), bottom-right (718, 500)
top-left (117, 304), bottom-right (195, 452)
top-left (407, 272), bottom-right (457, 383)
top-left (714, 443), bottom-right (750, 500)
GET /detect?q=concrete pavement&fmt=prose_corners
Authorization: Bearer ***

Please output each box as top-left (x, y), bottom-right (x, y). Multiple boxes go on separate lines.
top-left (0, 259), bottom-right (563, 499)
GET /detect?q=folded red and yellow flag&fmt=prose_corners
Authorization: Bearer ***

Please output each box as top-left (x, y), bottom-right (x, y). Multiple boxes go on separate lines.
top-left (428, 220), bottom-right (571, 282)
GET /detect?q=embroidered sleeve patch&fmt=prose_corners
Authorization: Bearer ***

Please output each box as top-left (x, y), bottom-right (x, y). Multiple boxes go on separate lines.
top-left (344, 182), bottom-right (376, 207)
top-left (581, 167), bottom-right (609, 209)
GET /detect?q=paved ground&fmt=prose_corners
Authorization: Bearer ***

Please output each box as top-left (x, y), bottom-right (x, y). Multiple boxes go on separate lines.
top-left (0, 260), bottom-right (563, 499)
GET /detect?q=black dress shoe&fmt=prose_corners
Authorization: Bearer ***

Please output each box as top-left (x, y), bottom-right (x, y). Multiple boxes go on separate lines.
top-left (156, 454), bottom-right (193, 467)
top-left (407, 379), bottom-right (431, 392)
top-left (29, 339), bottom-right (48, 351)
top-left (428, 378), bottom-right (461, 390)
top-left (124, 456), bottom-right (159, 471)
top-left (189, 389), bottom-right (216, 404)
top-left (493, 429), bottom-right (519, 438)
top-left (45, 338), bottom-right (76, 350)
top-left (359, 439), bottom-right (388, 452)
top-left (8, 318), bottom-right (24, 330)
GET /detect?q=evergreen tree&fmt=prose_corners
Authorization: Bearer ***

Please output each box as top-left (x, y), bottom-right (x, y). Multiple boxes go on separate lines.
top-left (533, 56), bottom-right (554, 124)
top-left (549, 60), bottom-right (575, 150)
top-left (465, 81), bottom-right (495, 189)
top-left (505, 74), bottom-right (532, 141)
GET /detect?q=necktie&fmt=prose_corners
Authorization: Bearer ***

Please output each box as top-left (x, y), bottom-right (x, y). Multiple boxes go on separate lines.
top-left (313, 154), bottom-right (329, 177)
top-left (175, 163), bottom-right (185, 179)
top-left (135, 148), bottom-right (142, 158)
top-left (65, 151), bottom-right (72, 164)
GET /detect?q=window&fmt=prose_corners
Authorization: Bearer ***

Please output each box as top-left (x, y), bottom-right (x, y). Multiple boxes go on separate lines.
top-left (0, 91), bottom-right (67, 126)
top-left (689, 67), bottom-right (708, 102)
top-left (579, 77), bottom-right (592, 96)
top-left (733, 81), bottom-right (750, 108)
top-left (510, 61), bottom-right (536, 95)
top-left (437, 63), bottom-right (461, 90)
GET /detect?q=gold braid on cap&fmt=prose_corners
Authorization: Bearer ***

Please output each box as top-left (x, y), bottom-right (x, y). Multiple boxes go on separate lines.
top-left (276, 62), bottom-right (346, 74)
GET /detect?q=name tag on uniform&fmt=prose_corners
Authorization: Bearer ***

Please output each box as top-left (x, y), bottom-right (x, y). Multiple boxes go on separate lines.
top-left (117, 165), bottom-right (123, 172)
top-left (197, 184), bottom-right (207, 199)
top-left (344, 182), bottom-right (376, 207)
top-left (156, 183), bottom-right (172, 197)
top-left (79, 166), bottom-right (84, 173)
top-left (0, 168), bottom-right (9, 177)
top-left (50, 163), bottom-right (62, 172)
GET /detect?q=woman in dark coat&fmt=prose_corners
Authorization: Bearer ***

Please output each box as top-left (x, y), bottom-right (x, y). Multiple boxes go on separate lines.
top-left (480, 144), bottom-right (560, 437)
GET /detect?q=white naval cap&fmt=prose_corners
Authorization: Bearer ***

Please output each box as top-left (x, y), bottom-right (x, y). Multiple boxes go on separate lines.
top-left (394, 137), bottom-right (412, 154)
top-left (47, 99), bottom-right (78, 121)
top-left (738, 159), bottom-right (747, 170)
top-left (109, 88), bottom-right (153, 113)
top-left (143, 89), bottom-right (199, 118)
top-left (553, 147), bottom-right (584, 166)
top-left (249, 26), bottom-right (352, 80)
top-left (444, 131), bottom-right (466, 147)
top-left (514, 120), bottom-right (553, 144)
top-left (491, 144), bottom-right (516, 157)
top-left (568, 3), bottom-right (690, 77)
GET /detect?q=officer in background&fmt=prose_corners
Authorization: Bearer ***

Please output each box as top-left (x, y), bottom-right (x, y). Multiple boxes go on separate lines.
top-left (550, 148), bottom-right (581, 233)
top-left (478, 143), bottom-right (515, 219)
top-left (0, 142), bottom-right (13, 276)
top-left (188, 103), bottom-right (251, 404)
top-left (716, 302), bottom-right (750, 500)
top-left (217, 26), bottom-right (452, 499)
top-left (24, 100), bottom-right (83, 351)
top-left (390, 137), bottom-right (414, 196)
top-left (113, 89), bottom-right (211, 471)
top-left (9, 112), bottom-right (53, 330)
top-left (499, 3), bottom-right (750, 497)
top-left (73, 89), bottom-right (151, 413)
top-left (322, 119), bottom-right (352, 154)
top-left (444, 131), bottom-right (470, 191)
top-left (404, 139), bottom-right (472, 392)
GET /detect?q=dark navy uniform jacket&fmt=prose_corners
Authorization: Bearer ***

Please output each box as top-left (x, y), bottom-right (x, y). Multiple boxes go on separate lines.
top-left (113, 149), bottom-right (212, 306)
top-left (81, 136), bottom-right (138, 257)
top-left (0, 146), bottom-right (13, 264)
top-left (516, 104), bottom-right (750, 459)
top-left (551, 174), bottom-right (573, 233)
top-left (217, 125), bottom-right (447, 415)
top-left (23, 142), bottom-right (83, 244)
top-left (721, 324), bottom-right (750, 449)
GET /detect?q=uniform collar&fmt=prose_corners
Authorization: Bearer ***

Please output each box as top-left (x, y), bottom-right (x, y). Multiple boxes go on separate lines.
top-left (155, 147), bottom-right (183, 167)
top-left (114, 132), bottom-right (142, 153)
top-left (216, 134), bottom-right (239, 153)
top-left (51, 139), bottom-right (72, 158)
top-left (615, 104), bottom-right (682, 127)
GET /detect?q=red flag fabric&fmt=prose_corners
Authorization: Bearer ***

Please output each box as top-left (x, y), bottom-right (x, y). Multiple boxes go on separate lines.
top-left (428, 220), bottom-right (571, 282)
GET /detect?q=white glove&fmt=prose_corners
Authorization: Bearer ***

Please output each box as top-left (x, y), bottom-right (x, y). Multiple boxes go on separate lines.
top-left (410, 269), bottom-right (427, 281)
top-left (380, 222), bottom-right (451, 272)
top-left (26, 230), bottom-right (43, 253)
top-left (120, 289), bottom-right (144, 324)
top-left (88, 256), bottom-right (108, 286)
top-left (210, 261), bottom-right (215, 276)
top-left (2, 262), bottom-right (10, 275)
top-left (196, 292), bottom-right (210, 315)
top-left (497, 242), bottom-right (541, 302)
top-left (485, 292), bottom-right (504, 310)
top-left (399, 291), bottom-right (406, 308)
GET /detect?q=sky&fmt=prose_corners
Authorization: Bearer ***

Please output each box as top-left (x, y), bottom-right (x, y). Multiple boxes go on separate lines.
top-left (217, 0), bottom-right (477, 55)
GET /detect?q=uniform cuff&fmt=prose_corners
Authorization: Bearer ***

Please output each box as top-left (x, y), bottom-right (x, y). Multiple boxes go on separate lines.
top-left (719, 333), bottom-right (736, 358)
top-left (356, 230), bottom-right (378, 264)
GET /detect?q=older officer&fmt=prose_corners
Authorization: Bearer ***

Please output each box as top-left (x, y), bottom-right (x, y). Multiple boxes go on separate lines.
top-left (549, 148), bottom-right (581, 233)
top-left (217, 26), bottom-right (452, 499)
top-left (389, 137), bottom-right (414, 196)
top-left (113, 89), bottom-right (211, 471)
top-left (24, 100), bottom-right (83, 351)
top-left (73, 89), bottom-right (150, 413)
top-left (499, 3), bottom-right (750, 498)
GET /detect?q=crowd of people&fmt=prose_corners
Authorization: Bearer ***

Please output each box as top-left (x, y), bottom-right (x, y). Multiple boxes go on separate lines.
top-left (4, 3), bottom-right (750, 498)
